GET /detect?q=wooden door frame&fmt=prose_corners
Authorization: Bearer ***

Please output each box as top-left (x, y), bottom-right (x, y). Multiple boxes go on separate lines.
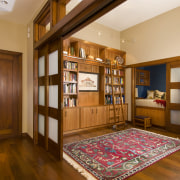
top-left (33, 0), bottom-right (127, 159)
top-left (0, 49), bottom-right (22, 137)
top-left (166, 60), bottom-right (180, 133)
top-left (129, 56), bottom-right (180, 128)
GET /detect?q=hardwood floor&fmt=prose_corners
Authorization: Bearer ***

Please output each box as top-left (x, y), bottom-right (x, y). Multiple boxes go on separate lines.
top-left (0, 125), bottom-right (180, 180)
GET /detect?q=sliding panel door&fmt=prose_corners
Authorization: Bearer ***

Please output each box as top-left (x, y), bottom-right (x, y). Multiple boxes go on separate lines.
top-left (166, 60), bottom-right (180, 133)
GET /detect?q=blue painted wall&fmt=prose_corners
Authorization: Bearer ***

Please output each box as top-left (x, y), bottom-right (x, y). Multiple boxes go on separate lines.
top-left (136, 64), bottom-right (166, 98)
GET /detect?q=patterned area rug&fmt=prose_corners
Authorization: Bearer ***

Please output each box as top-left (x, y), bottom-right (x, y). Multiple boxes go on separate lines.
top-left (63, 128), bottom-right (180, 180)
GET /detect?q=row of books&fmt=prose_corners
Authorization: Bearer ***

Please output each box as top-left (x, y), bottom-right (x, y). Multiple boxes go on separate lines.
top-left (105, 95), bottom-right (124, 105)
top-left (63, 71), bottom-right (77, 82)
top-left (113, 87), bottom-right (124, 93)
top-left (63, 97), bottom-right (76, 107)
top-left (105, 77), bottom-right (124, 85)
top-left (105, 76), bottom-right (111, 84)
top-left (105, 85), bottom-right (112, 94)
top-left (63, 83), bottom-right (77, 94)
top-left (120, 77), bottom-right (124, 84)
top-left (105, 68), bottom-right (124, 76)
top-left (112, 69), bottom-right (124, 76)
top-left (114, 96), bottom-right (124, 104)
top-left (105, 67), bottom-right (111, 74)
top-left (105, 85), bottom-right (124, 93)
top-left (113, 77), bottom-right (119, 84)
top-left (64, 61), bottom-right (78, 70)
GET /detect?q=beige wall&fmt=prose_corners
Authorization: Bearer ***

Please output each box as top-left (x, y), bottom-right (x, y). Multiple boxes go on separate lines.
top-left (121, 7), bottom-right (180, 121)
top-left (121, 7), bottom-right (180, 65)
top-left (27, 21), bottom-right (34, 138)
top-left (73, 22), bottom-right (121, 50)
top-left (0, 19), bottom-right (28, 133)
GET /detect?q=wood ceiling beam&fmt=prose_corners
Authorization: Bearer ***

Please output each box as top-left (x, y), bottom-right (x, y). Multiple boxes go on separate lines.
top-left (34, 0), bottom-right (127, 49)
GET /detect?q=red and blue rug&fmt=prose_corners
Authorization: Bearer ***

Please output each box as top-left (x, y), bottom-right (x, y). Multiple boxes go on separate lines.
top-left (63, 128), bottom-right (180, 180)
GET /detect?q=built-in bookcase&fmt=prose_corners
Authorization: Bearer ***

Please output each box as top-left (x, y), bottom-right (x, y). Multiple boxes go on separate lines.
top-left (63, 56), bottom-right (78, 107)
top-left (104, 66), bottom-right (125, 105)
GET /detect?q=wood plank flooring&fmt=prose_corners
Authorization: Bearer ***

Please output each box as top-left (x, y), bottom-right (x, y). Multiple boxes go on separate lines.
top-left (0, 125), bottom-right (180, 180)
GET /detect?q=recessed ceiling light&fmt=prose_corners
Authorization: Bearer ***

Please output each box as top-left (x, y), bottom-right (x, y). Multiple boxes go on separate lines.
top-left (1, 0), bottom-right (8, 5)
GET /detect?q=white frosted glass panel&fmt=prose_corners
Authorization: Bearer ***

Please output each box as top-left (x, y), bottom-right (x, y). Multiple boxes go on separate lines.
top-left (171, 110), bottom-right (180, 125)
top-left (49, 117), bottom-right (58, 143)
top-left (38, 56), bottom-right (45, 77)
top-left (49, 85), bottom-right (58, 108)
top-left (49, 50), bottom-right (58, 75)
top-left (171, 68), bottom-right (180, 82)
top-left (170, 89), bottom-right (180, 103)
top-left (38, 114), bottom-right (45, 135)
top-left (39, 86), bottom-right (45, 106)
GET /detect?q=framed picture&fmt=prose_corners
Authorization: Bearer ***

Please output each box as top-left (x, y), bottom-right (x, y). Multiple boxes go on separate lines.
top-left (78, 72), bottom-right (99, 91)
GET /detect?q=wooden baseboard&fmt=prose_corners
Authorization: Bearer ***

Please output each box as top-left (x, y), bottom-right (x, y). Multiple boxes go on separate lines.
top-left (126, 120), bottom-right (132, 124)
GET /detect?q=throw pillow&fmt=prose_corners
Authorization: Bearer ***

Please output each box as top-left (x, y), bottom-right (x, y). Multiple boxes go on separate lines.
top-left (147, 90), bottom-right (154, 99)
top-left (161, 92), bottom-right (166, 100)
top-left (155, 90), bottom-right (165, 99)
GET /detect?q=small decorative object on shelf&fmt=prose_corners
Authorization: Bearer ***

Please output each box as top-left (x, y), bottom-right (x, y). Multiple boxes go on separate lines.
top-left (115, 56), bottom-right (124, 65)
top-left (79, 48), bottom-right (86, 59)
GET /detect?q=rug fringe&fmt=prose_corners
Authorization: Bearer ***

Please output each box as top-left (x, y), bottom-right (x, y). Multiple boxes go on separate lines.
top-left (63, 152), bottom-right (97, 180)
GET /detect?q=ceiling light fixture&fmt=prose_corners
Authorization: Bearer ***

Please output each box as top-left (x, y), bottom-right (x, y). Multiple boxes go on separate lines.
top-left (1, 0), bottom-right (8, 5)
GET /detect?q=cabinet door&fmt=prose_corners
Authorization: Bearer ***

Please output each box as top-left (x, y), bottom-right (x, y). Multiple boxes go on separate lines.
top-left (63, 108), bottom-right (79, 131)
top-left (96, 106), bottom-right (108, 125)
top-left (80, 107), bottom-right (95, 128)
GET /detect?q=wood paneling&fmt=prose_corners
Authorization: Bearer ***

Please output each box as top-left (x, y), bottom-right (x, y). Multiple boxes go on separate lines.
top-left (78, 92), bottom-right (99, 106)
top-left (78, 63), bottom-right (99, 73)
top-left (136, 107), bottom-right (165, 127)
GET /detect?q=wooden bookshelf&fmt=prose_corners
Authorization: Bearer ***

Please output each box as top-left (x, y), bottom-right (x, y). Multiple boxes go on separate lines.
top-left (62, 37), bottom-right (127, 133)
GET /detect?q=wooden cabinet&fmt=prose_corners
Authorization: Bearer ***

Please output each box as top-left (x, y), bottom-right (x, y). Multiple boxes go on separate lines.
top-left (96, 106), bottom-right (108, 125)
top-left (78, 63), bottom-right (99, 73)
top-left (80, 106), bottom-right (108, 128)
top-left (62, 37), bottom-right (127, 133)
top-left (136, 69), bottom-right (150, 86)
top-left (63, 108), bottom-right (80, 132)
